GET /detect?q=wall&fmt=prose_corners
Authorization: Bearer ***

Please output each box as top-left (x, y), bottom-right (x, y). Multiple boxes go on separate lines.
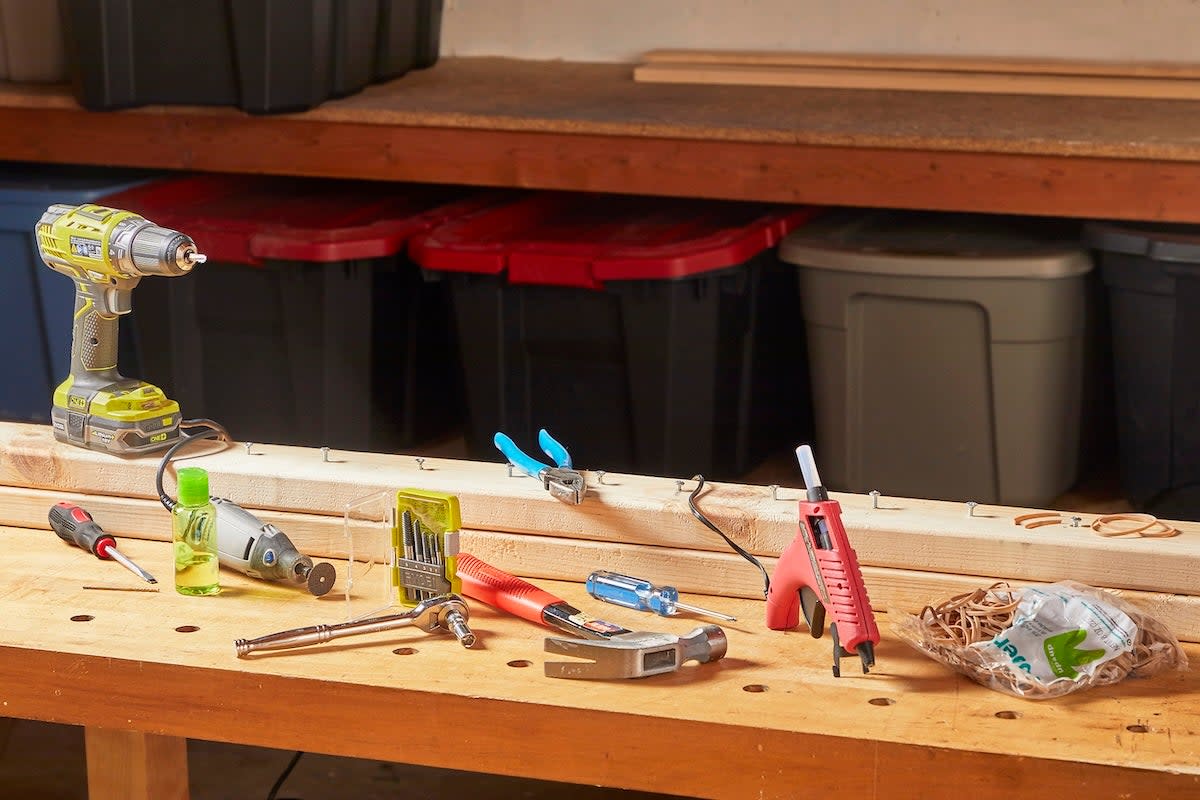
top-left (441, 0), bottom-right (1200, 63)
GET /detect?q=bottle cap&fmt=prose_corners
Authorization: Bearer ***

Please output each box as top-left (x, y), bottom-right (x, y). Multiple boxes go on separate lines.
top-left (177, 467), bottom-right (210, 507)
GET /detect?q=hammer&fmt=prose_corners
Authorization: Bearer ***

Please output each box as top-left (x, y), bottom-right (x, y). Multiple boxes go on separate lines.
top-left (544, 625), bottom-right (728, 679)
top-left (458, 553), bottom-right (729, 679)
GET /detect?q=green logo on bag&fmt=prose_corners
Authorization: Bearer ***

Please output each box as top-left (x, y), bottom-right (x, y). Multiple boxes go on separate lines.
top-left (1043, 629), bottom-right (1106, 678)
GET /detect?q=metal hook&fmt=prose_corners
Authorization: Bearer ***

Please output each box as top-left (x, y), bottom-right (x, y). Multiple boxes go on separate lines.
top-left (244, 442), bottom-right (257, 456)
top-left (416, 457), bottom-right (426, 471)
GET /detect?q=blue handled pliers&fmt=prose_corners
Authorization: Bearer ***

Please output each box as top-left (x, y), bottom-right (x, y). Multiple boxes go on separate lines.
top-left (494, 429), bottom-right (586, 505)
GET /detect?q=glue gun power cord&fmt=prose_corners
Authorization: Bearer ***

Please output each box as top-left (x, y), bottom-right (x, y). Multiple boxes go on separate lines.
top-left (687, 475), bottom-right (771, 598)
top-left (155, 418), bottom-right (232, 510)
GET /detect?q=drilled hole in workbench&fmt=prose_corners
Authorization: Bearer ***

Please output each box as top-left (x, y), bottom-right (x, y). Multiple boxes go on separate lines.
top-left (994, 710), bottom-right (1022, 720)
top-left (1127, 724), bottom-right (1150, 733)
top-left (507, 659), bottom-right (533, 668)
top-left (392, 647), bottom-right (418, 656)
top-left (175, 625), bottom-right (200, 633)
top-left (70, 614), bottom-right (93, 622)
top-left (868, 697), bottom-right (895, 706)
top-left (742, 684), bottom-right (768, 693)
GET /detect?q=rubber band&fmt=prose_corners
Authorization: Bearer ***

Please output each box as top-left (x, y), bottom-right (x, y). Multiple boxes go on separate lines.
top-left (1013, 512), bottom-right (1061, 526)
top-left (1090, 513), bottom-right (1179, 539)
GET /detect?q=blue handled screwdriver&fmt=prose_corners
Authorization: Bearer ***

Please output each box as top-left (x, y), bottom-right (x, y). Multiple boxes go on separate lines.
top-left (585, 570), bottom-right (737, 622)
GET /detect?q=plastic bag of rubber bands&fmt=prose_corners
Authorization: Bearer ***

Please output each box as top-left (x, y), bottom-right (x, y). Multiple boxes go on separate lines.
top-left (893, 581), bottom-right (1188, 699)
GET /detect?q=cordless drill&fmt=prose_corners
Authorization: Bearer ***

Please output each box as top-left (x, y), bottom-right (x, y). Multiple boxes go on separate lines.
top-left (35, 204), bottom-right (206, 456)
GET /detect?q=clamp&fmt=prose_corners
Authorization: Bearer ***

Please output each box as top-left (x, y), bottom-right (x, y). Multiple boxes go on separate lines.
top-left (494, 429), bottom-right (586, 505)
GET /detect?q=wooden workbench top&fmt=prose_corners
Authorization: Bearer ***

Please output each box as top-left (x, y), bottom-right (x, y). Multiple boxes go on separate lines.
top-left (2, 58), bottom-right (1200, 221)
top-left (1, 525), bottom-right (1196, 799)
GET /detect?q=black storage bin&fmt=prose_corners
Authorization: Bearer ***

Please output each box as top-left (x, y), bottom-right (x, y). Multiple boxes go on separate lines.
top-left (410, 193), bottom-right (818, 480)
top-left (103, 174), bottom-right (499, 451)
top-left (1084, 221), bottom-right (1200, 518)
top-left (60, 0), bottom-right (443, 113)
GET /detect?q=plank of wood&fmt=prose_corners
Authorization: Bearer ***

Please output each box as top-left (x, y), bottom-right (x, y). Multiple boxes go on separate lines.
top-left (84, 729), bottom-right (189, 800)
top-left (634, 62), bottom-right (1200, 100)
top-left (640, 50), bottom-right (1200, 80)
top-left (5, 486), bottom-right (1199, 643)
top-left (2, 423), bottom-right (1197, 596)
top-left (1, 524), bottom-right (1197, 798)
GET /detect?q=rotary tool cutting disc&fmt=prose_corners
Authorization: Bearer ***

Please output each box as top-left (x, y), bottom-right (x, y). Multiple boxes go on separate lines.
top-left (307, 562), bottom-right (337, 597)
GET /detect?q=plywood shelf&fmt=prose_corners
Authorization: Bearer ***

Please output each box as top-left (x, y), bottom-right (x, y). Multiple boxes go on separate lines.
top-left (1, 58), bottom-right (1199, 220)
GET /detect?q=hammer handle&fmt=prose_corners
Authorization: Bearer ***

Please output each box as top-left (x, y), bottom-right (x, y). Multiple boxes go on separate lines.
top-left (458, 553), bottom-right (562, 626)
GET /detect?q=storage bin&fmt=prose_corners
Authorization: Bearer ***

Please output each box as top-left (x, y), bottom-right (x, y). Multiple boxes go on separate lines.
top-left (779, 210), bottom-right (1094, 506)
top-left (0, 0), bottom-right (68, 82)
top-left (1084, 221), bottom-right (1200, 518)
top-left (410, 193), bottom-right (817, 480)
top-left (103, 174), bottom-right (499, 451)
top-left (60, 0), bottom-right (444, 114)
top-left (0, 163), bottom-right (158, 423)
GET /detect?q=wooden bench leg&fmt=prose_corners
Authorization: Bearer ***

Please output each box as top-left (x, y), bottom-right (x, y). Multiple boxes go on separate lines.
top-left (0, 716), bottom-right (16, 758)
top-left (84, 728), bottom-right (189, 800)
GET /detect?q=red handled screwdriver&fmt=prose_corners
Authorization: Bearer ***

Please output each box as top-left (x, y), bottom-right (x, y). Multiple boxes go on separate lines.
top-left (48, 502), bottom-right (158, 584)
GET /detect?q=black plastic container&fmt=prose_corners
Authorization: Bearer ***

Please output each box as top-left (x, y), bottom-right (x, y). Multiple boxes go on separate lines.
top-left (60, 0), bottom-right (443, 113)
top-left (410, 193), bottom-right (817, 480)
top-left (1084, 221), bottom-right (1200, 518)
top-left (103, 174), bottom-right (498, 452)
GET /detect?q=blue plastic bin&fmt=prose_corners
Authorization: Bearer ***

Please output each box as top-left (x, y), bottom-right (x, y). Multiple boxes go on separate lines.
top-left (0, 163), bottom-right (159, 422)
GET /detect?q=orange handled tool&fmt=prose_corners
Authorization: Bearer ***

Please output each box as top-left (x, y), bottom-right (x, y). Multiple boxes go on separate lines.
top-left (457, 553), bottom-right (628, 639)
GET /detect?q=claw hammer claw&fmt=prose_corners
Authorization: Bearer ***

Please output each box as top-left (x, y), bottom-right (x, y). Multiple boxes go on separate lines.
top-left (543, 624), bottom-right (728, 679)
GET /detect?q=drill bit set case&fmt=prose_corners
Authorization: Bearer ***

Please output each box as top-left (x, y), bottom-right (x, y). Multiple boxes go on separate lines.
top-left (409, 193), bottom-right (818, 481)
top-left (100, 173), bottom-right (505, 452)
top-left (778, 210), bottom-right (1098, 507)
top-left (59, 0), bottom-right (443, 114)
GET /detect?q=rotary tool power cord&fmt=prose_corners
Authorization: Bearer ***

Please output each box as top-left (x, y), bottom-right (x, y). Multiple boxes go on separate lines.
top-left (155, 418), bottom-right (232, 511)
top-left (687, 475), bottom-right (771, 599)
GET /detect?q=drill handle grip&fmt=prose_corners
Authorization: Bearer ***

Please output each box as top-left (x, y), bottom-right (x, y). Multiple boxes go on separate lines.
top-left (69, 287), bottom-right (122, 381)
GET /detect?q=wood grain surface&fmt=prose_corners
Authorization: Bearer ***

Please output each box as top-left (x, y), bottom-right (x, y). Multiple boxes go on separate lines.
top-left (1, 525), bottom-right (1197, 799)
top-left (1, 423), bottom-right (1195, 598)
top-left (5, 484), bottom-right (1200, 643)
top-left (2, 59), bottom-right (1200, 220)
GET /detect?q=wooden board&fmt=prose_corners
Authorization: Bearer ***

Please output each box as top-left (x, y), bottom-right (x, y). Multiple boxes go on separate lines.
top-left (640, 50), bottom-right (1200, 79)
top-left (634, 61), bottom-right (1200, 100)
top-left (2, 423), bottom-right (1196, 597)
top-left (6, 484), bottom-right (1200, 643)
top-left (1, 524), bottom-right (1198, 799)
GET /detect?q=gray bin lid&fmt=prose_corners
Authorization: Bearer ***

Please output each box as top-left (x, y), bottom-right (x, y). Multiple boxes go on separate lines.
top-left (779, 210), bottom-right (1092, 279)
top-left (1083, 221), bottom-right (1200, 264)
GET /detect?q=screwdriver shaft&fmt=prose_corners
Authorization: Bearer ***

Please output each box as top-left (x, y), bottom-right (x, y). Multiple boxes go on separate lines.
top-left (672, 600), bottom-right (737, 622)
top-left (104, 545), bottom-right (158, 584)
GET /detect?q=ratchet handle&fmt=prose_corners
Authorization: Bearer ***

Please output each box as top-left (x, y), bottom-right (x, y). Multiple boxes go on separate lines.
top-left (458, 553), bottom-right (561, 627)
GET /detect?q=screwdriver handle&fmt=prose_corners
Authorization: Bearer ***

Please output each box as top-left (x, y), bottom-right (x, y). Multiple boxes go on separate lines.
top-left (586, 570), bottom-right (676, 615)
top-left (49, 501), bottom-right (115, 558)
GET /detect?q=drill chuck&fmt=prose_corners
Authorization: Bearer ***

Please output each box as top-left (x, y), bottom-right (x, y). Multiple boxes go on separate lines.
top-left (121, 219), bottom-right (205, 277)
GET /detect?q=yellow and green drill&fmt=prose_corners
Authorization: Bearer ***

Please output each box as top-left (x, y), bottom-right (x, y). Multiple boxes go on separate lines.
top-left (35, 204), bottom-right (205, 455)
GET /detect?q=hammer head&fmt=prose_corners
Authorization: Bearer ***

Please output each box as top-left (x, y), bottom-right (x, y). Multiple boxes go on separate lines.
top-left (543, 625), bottom-right (728, 680)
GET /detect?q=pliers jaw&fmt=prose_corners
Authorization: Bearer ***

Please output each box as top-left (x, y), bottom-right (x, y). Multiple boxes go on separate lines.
top-left (541, 468), bottom-right (586, 505)
top-left (494, 428), bottom-right (587, 505)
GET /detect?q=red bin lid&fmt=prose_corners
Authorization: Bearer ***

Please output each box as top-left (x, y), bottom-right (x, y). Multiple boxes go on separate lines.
top-left (409, 192), bottom-right (819, 289)
top-left (101, 174), bottom-right (509, 265)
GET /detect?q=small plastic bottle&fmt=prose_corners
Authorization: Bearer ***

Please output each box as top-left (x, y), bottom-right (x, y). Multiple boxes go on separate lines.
top-left (173, 467), bottom-right (220, 596)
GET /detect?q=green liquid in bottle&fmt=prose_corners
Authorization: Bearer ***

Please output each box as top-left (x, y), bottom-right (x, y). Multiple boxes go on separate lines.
top-left (173, 467), bottom-right (220, 597)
